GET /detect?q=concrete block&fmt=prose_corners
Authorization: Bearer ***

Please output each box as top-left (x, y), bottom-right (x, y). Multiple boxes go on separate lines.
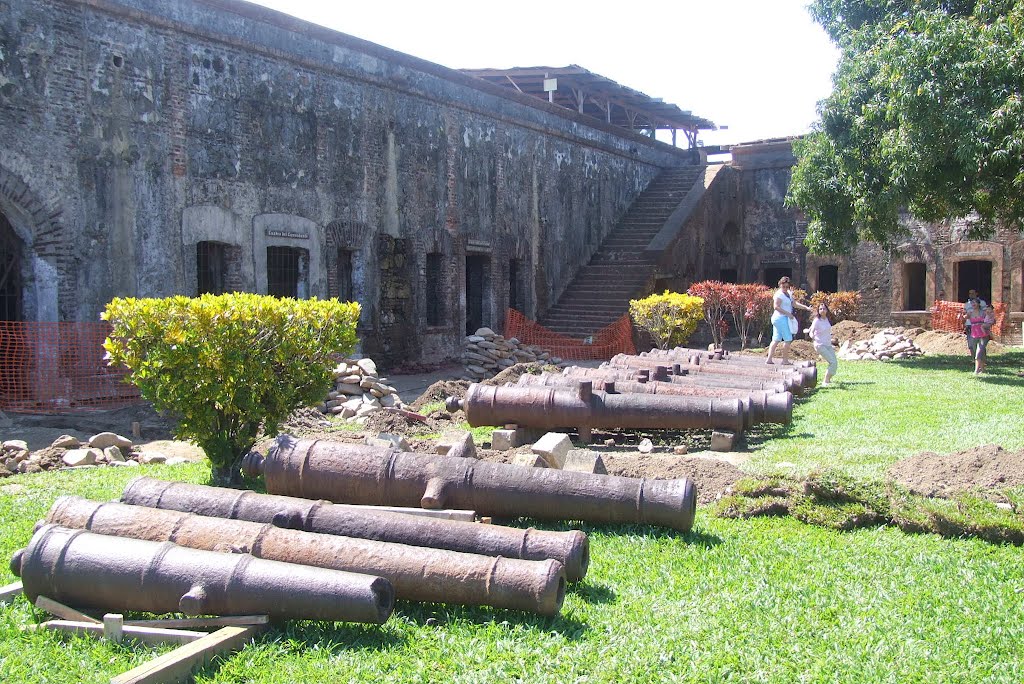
top-left (710, 431), bottom-right (738, 452)
top-left (531, 432), bottom-right (572, 469)
top-left (512, 453), bottom-right (548, 468)
top-left (490, 429), bottom-right (519, 451)
top-left (563, 453), bottom-right (608, 475)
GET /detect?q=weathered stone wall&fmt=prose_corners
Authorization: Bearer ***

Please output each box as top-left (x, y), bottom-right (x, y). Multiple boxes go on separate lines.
top-left (0, 0), bottom-right (692, 366)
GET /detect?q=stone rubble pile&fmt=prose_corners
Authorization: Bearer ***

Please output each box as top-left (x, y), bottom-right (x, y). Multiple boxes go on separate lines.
top-left (462, 327), bottom-right (564, 381)
top-left (837, 328), bottom-right (924, 361)
top-left (0, 432), bottom-right (186, 477)
top-left (322, 358), bottom-right (409, 423)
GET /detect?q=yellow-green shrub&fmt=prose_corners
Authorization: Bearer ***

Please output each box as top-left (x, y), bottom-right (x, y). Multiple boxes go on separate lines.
top-left (102, 293), bottom-right (360, 481)
top-left (629, 291), bottom-right (704, 350)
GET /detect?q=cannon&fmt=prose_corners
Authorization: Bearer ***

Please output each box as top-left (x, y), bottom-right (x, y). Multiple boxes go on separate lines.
top-left (513, 373), bottom-right (793, 425)
top-left (605, 355), bottom-right (811, 394)
top-left (562, 365), bottom-right (790, 394)
top-left (122, 477), bottom-right (588, 582)
top-left (641, 348), bottom-right (818, 384)
top-left (11, 524), bottom-right (394, 623)
top-left (242, 435), bottom-right (697, 533)
top-left (449, 382), bottom-right (746, 437)
top-left (45, 496), bottom-right (566, 615)
top-left (649, 347), bottom-right (817, 370)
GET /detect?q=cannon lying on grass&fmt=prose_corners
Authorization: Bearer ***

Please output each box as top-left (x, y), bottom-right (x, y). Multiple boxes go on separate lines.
top-left (11, 524), bottom-right (394, 623)
top-left (448, 382), bottom-right (746, 437)
top-left (242, 435), bottom-right (697, 533)
top-left (647, 346), bottom-right (817, 370)
top-left (562, 365), bottom-right (790, 394)
top-left (512, 373), bottom-right (793, 425)
top-left (122, 477), bottom-right (589, 582)
top-left (45, 497), bottom-right (567, 615)
top-left (604, 355), bottom-right (812, 394)
top-left (625, 350), bottom-right (818, 388)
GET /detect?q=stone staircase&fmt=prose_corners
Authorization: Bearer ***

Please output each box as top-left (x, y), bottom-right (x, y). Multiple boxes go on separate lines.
top-left (539, 166), bottom-right (705, 339)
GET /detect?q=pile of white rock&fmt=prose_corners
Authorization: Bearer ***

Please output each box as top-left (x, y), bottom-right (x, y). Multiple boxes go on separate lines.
top-left (321, 358), bottom-right (409, 422)
top-left (462, 327), bottom-right (564, 381)
top-left (837, 328), bottom-right (924, 361)
top-left (1, 432), bottom-right (181, 477)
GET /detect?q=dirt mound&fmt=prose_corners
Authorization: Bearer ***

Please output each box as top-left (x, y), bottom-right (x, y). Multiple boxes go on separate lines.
top-left (481, 362), bottom-right (555, 387)
top-left (601, 453), bottom-right (744, 504)
top-left (410, 380), bottom-right (470, 411)
top-left (360, 410), bottom-right (438, 436)
top-left (911, 330), bottom-right (1006, 356)
top-left (886, 444), bottom-right (1024, 500)
top-left (831, 320), bottom-right (876, 345)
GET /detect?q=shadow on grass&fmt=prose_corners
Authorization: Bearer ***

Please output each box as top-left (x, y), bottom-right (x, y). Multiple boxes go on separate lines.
top-left (571, 581), bottom-right (616, 604)
top-left (259, 619), bottom-right (407, 655)
top-left (397, 601), bottom-right (590, 637)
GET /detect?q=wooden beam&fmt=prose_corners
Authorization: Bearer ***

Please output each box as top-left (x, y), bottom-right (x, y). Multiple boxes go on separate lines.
top-left (36, 620), bottom-right (206, 646)
top-left (34, 595), bottom-right (101, 624)
top-left (111, 624), bottom-right (267, 684)
top-left (0, 581), bottom-right (23, 605)
top-left (123, 615), bottom-right (269, 630)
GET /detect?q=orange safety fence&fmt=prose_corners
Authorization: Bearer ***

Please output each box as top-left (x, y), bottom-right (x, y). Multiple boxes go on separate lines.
top-left (503, 308), bottom-right (636, 361)
top-left (930, 300), bottom-right (1007, 339)
top-left (0, 321), bottom-right (142, 413)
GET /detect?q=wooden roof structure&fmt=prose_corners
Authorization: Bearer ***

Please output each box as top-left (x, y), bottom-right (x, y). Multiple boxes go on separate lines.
top-left (459, 65), bottom-right (715, 147)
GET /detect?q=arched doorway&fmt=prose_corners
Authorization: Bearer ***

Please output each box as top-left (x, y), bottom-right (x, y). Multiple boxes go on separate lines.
top-left (0, 212), bottom-right (22, 321)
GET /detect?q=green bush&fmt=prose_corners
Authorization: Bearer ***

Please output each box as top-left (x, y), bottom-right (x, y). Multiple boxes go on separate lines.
top-left (628, 290), bottom-right (704, 350)
top-left (102, 293), bottom-right (360, 481)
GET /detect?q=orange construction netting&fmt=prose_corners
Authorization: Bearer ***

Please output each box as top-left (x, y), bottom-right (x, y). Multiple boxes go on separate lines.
top-left (503, 308), bottom-right (636, 361)
top-left (0, 321), bottom-right (142, 413)
top-left (930, 300), bottom-right (1007, 339)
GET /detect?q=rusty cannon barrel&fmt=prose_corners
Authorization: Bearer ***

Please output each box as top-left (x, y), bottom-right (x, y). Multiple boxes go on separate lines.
top-left (513, 373), bottom-right (793, 425)
top-left (10, 524), bottom-right (394, 623)
top-left (606, 354), bottom-right (810, 395)
top-left (45, 497), bottom-right (567, 616)
top-left (642, 348), bottom-right (818, 386)
top-left (242, 435), bottom-right (697, 533)
top-left (594, 361), bottom-right (799, 394)
top-left (450, 382), bottom-right (746, 436)
top-left (122, 477), bottom-right (588, 582)
top-left (564, 365), bottom-right (790, 394)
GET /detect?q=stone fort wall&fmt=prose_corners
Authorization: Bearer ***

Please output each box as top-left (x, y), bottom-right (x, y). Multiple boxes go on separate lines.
top-left (0, 0), bottom-right (693, 365)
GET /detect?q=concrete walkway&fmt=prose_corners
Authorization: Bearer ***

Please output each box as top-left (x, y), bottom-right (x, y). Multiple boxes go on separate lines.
top-left (383, 364), bottom-right (465, 405)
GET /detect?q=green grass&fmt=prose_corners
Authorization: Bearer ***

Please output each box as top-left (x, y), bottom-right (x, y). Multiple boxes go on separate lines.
top-left (3, 352), bottom-right (1024, 682)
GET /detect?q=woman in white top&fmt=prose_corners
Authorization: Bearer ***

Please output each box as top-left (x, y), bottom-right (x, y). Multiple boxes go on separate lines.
top-left (766, 276), bottom-right (812, 366)
top-left (805, 302), bottom-right (838, 386)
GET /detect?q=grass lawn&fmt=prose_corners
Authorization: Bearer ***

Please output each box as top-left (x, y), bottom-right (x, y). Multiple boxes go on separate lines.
top-left (2, 352), bottom-right (1023, 683)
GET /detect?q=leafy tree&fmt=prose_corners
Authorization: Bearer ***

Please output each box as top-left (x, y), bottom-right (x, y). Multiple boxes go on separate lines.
top-left (102, 293), bottom-right (360, 482)
top-left (686, 280), bottom-right (731, 347)
top-left (788, 0), bottom-right (1024, 252)
top-left (809, 290), bottom-right (862, 323)
top-left (628, 291), bottom-right (704, 350)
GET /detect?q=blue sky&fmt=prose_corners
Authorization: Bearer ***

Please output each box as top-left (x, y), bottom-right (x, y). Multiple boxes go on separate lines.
top-left (245, 0), bottom-right (840, 147)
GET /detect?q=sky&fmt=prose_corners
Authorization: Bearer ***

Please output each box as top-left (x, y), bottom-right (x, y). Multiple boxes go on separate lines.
top-left (244, 0), bottom-right (840, 148)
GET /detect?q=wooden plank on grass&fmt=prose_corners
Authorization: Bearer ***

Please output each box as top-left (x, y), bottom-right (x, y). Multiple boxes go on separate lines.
top-left (123, 615), bottom-right (268, 629)
top-left (0, 581), bottom-right (23, 604)
top-left (111, 624), bottom-right (267, 684)
top-left (38, 620), bottom-right (205, 645)
top-left (34, 595), bottom-right (101, 623)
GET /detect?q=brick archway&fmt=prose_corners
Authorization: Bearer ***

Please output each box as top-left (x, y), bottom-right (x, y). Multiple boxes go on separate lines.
top-left (0, 165), bottom-right (68, 321)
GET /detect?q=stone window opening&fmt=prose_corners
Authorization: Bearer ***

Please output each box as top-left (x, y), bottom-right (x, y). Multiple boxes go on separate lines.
top-left (337, 248), bottom-right (354, 303)
top-left (902, 262), bottom-right (927, 310)
top-left (267, 246), bottom-right (309, 299)
top-left (508, 258), bottom-right (524, 313)
top-left (197, 241), bottom-right (226, 295)
top-left (957, 259), bottom-right (992, 304)
top-left (465, 254), bottom-right (491, 336)
top-left (0, 212), bottom-right (22, 321)
top-left (817, 265), bottom-right (839, 294)
top-left (426, 252), bottom-right (444, 327)
top-left (719, 268), bottom-right (738, 284)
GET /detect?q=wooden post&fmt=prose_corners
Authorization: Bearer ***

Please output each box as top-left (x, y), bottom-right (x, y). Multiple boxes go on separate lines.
top-left (104, 613), bottom-right (125, 644)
